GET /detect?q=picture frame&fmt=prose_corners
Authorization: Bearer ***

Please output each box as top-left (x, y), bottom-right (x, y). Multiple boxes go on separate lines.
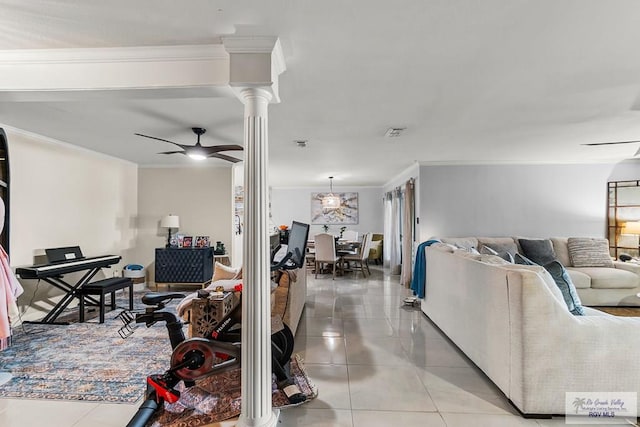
top-left (175, 233), bottom-right (185, 248)
top-left (310, 192), bottom-right (359, 225)
top-left (182, 236), bottom-right (193, 248)
top-left (195, 235), bottom-right (210, 248)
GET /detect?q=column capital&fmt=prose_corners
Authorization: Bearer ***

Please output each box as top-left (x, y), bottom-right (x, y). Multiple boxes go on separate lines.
top-left (222, 36), bottom-right (286, 103)
top-left (238, 87), bottom-right (273, 105)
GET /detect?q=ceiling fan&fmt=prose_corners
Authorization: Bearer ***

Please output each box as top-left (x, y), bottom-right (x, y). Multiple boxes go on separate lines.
top-left (135, 127), bottom-right (243, 162)
top-left (581, 140), bottom-right (640, 156)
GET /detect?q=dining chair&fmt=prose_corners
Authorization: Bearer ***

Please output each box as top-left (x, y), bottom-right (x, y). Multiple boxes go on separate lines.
top-left (341, 232), bottom-right (371, 277)
top-left (305, 240), bottom-right (316, 272)
top-left (314, 233), bottom-right (342, 279)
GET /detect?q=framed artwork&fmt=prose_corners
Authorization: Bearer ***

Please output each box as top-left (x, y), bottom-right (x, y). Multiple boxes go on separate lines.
top-left (234, 185), bottom-right (244, 235)
top-left (182, 236), bottom-right (193, 248)
top-left (195, 236), bottom-right (210, 248)
top-left (311, 192), bottom-right (358, 224)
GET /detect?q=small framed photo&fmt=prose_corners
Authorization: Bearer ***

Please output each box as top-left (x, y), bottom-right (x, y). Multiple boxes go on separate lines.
top-left (195, 236), bottom-right (210, 248)
top-left (182, 236), bottom-right (193, 248)
top-left (175, 234), bottom-right (185, 248)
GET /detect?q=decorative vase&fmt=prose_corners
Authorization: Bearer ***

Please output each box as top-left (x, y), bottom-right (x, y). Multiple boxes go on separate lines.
top-left (214, 241), bottom-right (226, 255)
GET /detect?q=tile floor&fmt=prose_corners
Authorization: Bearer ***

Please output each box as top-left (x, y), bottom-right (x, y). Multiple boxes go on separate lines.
top-left (0, 266), bottom-right (616, 426)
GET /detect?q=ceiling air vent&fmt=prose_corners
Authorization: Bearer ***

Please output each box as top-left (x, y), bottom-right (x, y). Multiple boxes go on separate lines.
top-left (384, 127), bottom-right (406, 138)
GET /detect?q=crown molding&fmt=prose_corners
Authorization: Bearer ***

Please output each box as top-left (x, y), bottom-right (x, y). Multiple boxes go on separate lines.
top-left (0, 44), bottom-right (228, 65)
top-left (2, 124), bottom-right (137, 166)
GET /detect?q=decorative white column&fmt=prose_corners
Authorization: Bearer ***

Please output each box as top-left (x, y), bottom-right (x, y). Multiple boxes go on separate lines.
top-left (223, 35), bottom-right (285, 427)
top-left (237, 87), bottom-right (277, 427)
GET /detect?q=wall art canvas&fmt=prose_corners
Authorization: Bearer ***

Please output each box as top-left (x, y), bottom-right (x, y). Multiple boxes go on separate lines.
top-left (311, 192), bottom-right (358, 224)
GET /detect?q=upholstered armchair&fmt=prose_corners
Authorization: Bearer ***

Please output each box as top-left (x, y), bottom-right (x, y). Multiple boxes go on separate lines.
top-left (368, 233), bottom-right (383, 264)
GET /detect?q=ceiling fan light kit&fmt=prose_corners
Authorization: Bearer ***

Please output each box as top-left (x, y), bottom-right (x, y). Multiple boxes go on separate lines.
top-left (135, 127), bottom-right (243, 163)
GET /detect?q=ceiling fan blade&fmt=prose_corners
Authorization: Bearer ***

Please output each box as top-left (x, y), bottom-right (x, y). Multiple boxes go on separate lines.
top-left (582, 140), bottom-right (640, 146)
top-left (157, 150), bottom-right (186, 155)
top-left (202, 144), bottom-right (244, 153)
top-left (208, 152), bottom-right (242, 163)
top-left (134, 133), bottom-right (189, 149)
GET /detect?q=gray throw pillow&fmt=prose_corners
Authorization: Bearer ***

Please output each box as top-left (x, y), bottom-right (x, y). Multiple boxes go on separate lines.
top-left (567, 237), bottom-right (614, 268)
top-left (514, 253), bottom-right (536, 265)
top-left (518, 239), bottom-right (556, 265)
top-left (477, 239), bottom-right (518, 257)
top-left (543, 260), bottom-right (585, 316)
top-left (480, 245), bottom-right (514, 263)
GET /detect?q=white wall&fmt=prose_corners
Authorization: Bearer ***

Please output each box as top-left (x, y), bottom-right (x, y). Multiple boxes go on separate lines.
top-left (270, 186), bottom-right (384, 238)
top-left (418, 162), bottom-right (640, 239)
top-left (7, 127), bottom-right (138, 320)
top-left (136, 166), bottom-right (232, 282)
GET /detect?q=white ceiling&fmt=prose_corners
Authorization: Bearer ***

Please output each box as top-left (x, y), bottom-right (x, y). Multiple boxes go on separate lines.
top-left (1, 0), bottom-right (640, 186)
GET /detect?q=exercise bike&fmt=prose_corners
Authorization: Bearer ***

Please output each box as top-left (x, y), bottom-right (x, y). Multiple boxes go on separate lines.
top-left (125, 250), bottom-right (306, 427)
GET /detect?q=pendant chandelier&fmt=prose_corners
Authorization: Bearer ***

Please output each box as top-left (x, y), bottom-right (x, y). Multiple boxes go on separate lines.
top-left (322, 176), bottom-right (341, 211)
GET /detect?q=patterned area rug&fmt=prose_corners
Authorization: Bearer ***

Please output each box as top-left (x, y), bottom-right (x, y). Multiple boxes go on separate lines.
top-left (0, 290), bottom-right (175, 403)
top-left (150, 354), bottom-right (318, 427)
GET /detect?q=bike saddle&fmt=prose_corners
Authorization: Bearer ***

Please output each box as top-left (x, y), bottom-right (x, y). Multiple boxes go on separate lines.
top-left (142, 292), bottom-right (186, 306)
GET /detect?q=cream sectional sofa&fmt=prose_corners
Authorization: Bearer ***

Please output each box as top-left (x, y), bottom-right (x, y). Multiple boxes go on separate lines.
top-left (422, 244), bottom-right (640, 416)
top-left (441, 236), bottom-right (640, 307)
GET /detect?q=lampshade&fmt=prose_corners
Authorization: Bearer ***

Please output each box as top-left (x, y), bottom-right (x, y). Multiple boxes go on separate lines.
top-left (322, 194), bottom-right (341, 209)
top-left (322, 176), bottom-right (341, 210)
top-left (621, 221), bottom-right (640, 235)
top-left (160, 214), bottom-right (180, 229)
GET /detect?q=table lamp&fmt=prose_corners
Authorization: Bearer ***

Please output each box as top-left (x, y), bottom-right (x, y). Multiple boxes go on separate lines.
top-left (160, 214), bottom-right (180, 248)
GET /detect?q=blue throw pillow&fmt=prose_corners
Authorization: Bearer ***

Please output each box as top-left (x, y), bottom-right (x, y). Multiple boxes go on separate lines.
top-left (543, 260), bottom-right (585, 316)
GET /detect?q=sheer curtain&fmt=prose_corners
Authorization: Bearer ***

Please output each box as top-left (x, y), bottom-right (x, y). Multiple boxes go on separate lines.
top-left (385, 188), bottom-right (402, 275)
top-left (400, 179), bottom-right (415, 287)
top-left (383, 193), bottom-right (393, 267)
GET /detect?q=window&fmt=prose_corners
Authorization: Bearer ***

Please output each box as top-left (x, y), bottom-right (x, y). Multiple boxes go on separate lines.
top-left (607, 180), bottom-right (640, 259)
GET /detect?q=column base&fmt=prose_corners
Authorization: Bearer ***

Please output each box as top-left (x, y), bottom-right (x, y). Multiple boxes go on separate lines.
top-left (235, 409), bottom-right (279, 427)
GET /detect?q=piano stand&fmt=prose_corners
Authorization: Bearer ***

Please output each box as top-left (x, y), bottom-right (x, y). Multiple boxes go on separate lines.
top-left (16, 254), bottom-right (122, 325)
top-left (78, 277), bottom-right (133, 323)
top-left (24, 269), bottom-right (103, 325)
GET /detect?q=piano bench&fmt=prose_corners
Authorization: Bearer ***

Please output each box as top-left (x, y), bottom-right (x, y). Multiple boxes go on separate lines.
top-left (78, 277), bottom-right (133, 323)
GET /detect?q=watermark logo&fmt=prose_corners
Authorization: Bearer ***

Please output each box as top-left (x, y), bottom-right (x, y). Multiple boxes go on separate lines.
top-left (566, 392), bottom-right (637, 425)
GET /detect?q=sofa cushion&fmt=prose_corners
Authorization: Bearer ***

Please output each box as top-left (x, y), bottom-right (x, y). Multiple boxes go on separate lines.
top-left (567, 237), bottom-right (614, 268)
top-left (454, 250), bottom-right (482, 261)
top-left (477, 237), bottom-right (518, 257)
top-left (543, 260), bottom-right (586, 316)
top-left (431, 242), bottom-right (456, 253)
top-left (564, 268), bottom-right (591, 289)
top-left (479, 253), bottom-right (512, 265)
top-left (573, 267), bottom-right (640, 289)
top-left (518, 239), bottom-right (557, 265)
top-left (212, 262), bottom-right (240, 281)
top-left (549, 237), bottom-right (572, 267)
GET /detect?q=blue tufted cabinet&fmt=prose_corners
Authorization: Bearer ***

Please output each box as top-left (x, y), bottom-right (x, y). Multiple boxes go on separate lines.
top-left (155, 247), bottom-right (214, 285)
